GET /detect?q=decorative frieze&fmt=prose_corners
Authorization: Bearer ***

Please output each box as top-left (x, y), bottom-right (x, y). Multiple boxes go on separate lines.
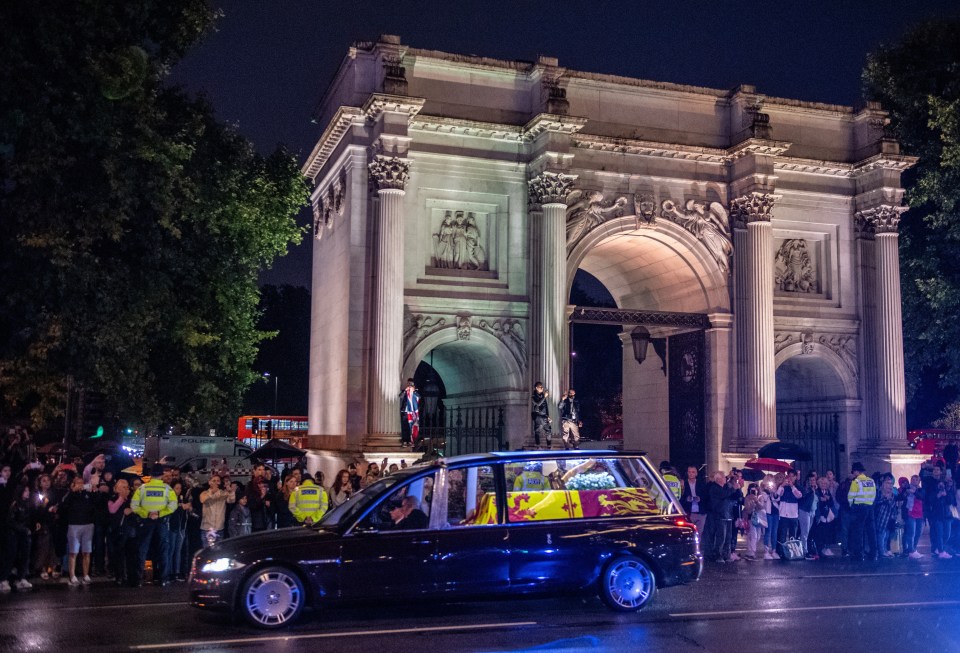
top-left (660, 199), bottom-right (732, 273)
top-left (854, 205), bottom-right (907, 239)
top-left (403, 313), bottom-right (526, 370)
top-left (774, 330), bottom-right (858, 384)
top-left (730, 192), bottom-right (780, 229)
top-left (774, 239), bottom-right (816, 293)
top-left (368, 155), bottom-right (410, 192)
top-left (312, 173), bottom-right (346, 241)
top-left (431, 210), bottom-right (488, 271)
top-left (528, 171), bottom-right (577, 207)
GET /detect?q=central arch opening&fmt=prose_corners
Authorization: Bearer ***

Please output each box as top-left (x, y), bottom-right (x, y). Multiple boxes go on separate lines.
top-left (571, 225), bottom-right (724, 469)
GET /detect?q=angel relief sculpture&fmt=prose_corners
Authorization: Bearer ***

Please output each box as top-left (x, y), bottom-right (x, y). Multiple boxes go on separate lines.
top-left (432, 210), bottom-right (488, 271)
top-left (660, 199), bottom-right (732, 273)
top-left (565, 190), bottom-right (629, 243)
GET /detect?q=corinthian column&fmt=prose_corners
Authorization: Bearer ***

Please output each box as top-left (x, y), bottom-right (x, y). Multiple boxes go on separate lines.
top-left (856, 206), bottom-right (908, 442)
top-left (731, 192), bottom-right (780, 446)
top-left (367, 155), bottom-right (410, 438)
top-left (528, 172), bottom-right (577, 413)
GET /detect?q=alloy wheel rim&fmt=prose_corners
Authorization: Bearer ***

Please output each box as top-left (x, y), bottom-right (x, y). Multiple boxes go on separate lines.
top-left (245, 571), bottom-right (301, 625)
top-left (607, 559), bottom-right (651, 608)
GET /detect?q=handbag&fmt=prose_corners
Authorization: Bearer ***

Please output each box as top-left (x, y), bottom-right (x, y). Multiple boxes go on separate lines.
top-left (781, 538), bottom-right (805, 561)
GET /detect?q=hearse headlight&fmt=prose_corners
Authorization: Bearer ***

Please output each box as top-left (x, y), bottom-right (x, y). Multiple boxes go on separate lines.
top-left (201, 558), bottom-right (246, 573)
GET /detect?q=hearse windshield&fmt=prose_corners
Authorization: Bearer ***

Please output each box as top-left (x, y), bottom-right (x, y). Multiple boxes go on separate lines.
top-left (317, 473), bottom-right (406, 528)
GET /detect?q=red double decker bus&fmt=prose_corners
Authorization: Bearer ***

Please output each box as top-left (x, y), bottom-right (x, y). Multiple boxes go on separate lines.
top-left (908, 429), bottom-right (960, 456)
top-left (237, 415), bottom-right (309, 448)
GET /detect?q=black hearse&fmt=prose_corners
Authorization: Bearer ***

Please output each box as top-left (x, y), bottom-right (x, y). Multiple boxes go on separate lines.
top-left (189, 450), bottom-right (701, 628)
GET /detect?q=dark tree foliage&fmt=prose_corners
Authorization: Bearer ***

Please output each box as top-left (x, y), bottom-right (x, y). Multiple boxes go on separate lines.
top-left (243, 285), bottom-right (312, 418)
top-left (863, 19), bottom-right (960, 422)
top-left (0, 1), bottom-right (309, 432)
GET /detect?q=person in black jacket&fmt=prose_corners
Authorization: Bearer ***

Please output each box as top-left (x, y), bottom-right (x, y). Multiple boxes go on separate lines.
top-left (56, 476), bottom-right (96, 585)
top-left (531, 382), bottom-right (552, 450)
top-left (679, 465), bottom-right (708, 532)
top-left (702, 471), bottom-right (739, 563)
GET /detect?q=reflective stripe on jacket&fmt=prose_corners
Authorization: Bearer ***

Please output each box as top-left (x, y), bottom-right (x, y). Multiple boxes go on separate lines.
top-left (848, 474), bottom-right (877, 507)
top-left (289, 480), bottom-right (328, 523)
top-left (131, 479), bottom-right (178, 519)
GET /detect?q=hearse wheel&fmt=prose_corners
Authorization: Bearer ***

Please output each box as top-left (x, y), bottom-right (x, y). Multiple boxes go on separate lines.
top-left (599, 555), bottom-right (656, 612)
top-left (241, 566), bottom-right (306, 628)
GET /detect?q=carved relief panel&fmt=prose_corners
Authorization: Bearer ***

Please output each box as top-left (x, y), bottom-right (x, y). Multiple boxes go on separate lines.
top-left (774, 238), bottom-right (818, 293)
top-left (431, 210), bottom-right (489, 271)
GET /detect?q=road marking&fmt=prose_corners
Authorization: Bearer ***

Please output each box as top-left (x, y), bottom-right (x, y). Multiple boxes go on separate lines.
top-left (0, 601), bottom-right (186, 613)
top-left (670, 600), bottom-right (960, 618)
top-left (798, 571), bottom-right (960, 580)
top-left (130, 621), bottom-right (539, 650)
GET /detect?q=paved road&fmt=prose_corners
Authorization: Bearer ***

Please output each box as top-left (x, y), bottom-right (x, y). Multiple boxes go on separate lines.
top-left (2, 555), bottom-right (960, 653)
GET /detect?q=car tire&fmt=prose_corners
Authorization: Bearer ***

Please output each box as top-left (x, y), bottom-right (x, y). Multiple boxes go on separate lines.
top-left (240, 565), bottom-right (306, 628)
top-left (598, 555), bottom-right (656, 612)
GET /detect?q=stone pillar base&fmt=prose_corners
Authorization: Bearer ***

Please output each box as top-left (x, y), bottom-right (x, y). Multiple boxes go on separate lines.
top-left (854, 444), bottom-right (925, 480)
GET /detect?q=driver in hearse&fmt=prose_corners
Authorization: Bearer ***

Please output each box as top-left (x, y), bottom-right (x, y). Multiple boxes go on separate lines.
top-left (386, 497), bottom-right (429, 530)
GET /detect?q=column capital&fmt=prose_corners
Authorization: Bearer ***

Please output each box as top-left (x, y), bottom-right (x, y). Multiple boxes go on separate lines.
top-left (528, 171), bottom-right (577, 208)
top-left (854, 205), bottom-right (907, 239)
top-left (729, 192), bottom-right (781, 229)
top-left (368, 155), bottom-right (410, 192)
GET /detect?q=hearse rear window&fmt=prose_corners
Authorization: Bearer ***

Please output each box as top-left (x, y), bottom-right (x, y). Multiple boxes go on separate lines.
top-left (504, 457), bottom-right (678, 522)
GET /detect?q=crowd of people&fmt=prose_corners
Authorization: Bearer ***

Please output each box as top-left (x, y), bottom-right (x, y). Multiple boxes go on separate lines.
top-left (0, 425), bottom-right (404, 592)
top-left (673, 452), bottom-right (960, 564)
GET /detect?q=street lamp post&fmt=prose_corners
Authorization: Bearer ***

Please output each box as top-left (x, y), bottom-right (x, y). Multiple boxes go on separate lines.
top-left (263, 372), bottom-right (278, 415)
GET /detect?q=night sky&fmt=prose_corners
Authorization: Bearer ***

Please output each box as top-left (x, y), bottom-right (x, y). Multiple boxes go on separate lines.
top-left (171, 0), bottom-right (958, 287)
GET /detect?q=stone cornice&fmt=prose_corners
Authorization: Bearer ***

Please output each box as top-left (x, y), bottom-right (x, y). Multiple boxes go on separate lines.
top-left (362, 93), bottom-right (425, 124)
top-left (522, 114), bottom-right (588, 141)
top-left (411, 115), bottom-right (524, 142)
top-left (727, 138), bottom-right (792, 159)
top-left (850, 152), bottom-right (918, 177)
top-left (302, 106), bottom-right (365, 181)
top-left (572, 134), bottom-right (729, 164)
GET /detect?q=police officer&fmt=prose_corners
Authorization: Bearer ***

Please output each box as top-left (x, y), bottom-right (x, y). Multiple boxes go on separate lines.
top-left (513, 462), bottom-right (547, 492)
top-left (130, 463), bottom-right (178, 587)
top-left (289, 477), bottom-right (329, 525)
top-left (846, 462), bottom-right (877, 561)
top-left (659, 461), bottom-right (683, 502)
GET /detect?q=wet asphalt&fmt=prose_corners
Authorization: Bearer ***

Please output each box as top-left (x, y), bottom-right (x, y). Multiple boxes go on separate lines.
top-left (1, 551), bottom-right (959, 653)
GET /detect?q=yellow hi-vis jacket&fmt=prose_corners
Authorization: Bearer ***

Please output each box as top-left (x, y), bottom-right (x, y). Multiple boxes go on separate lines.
top-left (848, 474), bottom-right (877, 507)
top-left (513, 471), bottom-right (547, 492)
top-left (289, 479), bottom-right (328, 523)
top-left (662, 473), bottom-right (683, 501)
top-left (131, 478), bottom-right (178, 519)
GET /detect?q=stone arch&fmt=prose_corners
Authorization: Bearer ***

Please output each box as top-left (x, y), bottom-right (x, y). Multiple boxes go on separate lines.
top-left (774, 344), bottom-right (858, 400)
top-left (402, 325), bottom-right (524, 399)
top-left (566, 215), bottom-right (731, 313)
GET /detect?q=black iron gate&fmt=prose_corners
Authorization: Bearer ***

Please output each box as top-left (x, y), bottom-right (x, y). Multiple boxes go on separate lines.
top-left (668, 330), bottom-right (705, 471)
top-left (418, 405), bottom-right (505, 456)
top-left (777, 412), bottom-right (840, 476)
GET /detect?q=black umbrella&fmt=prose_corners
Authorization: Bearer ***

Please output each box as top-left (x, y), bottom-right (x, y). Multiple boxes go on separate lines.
top-left (246, 439), bottom-right (306, 464)
top-left (37, 442), bottom-right (82, 456)
top-left (740, 468), bottom-right (766, 482)
top-left (757, 441), bottom-right (812, 462)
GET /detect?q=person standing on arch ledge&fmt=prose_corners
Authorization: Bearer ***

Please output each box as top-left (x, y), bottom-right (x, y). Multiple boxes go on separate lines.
top-left (558, 389), bottom-right (582, 450)
top-left (399, 379), bottom-right (420, 449)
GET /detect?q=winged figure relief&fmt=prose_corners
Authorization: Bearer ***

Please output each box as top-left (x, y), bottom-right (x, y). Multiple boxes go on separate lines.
top-left (661, 199), bottom-right (733, 272)
top-left (565, 190), bottom-right (629, 244)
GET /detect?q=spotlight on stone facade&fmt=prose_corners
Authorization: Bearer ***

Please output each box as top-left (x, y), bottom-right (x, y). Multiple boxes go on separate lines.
top-left (631, 326), bottom-right (651, 364)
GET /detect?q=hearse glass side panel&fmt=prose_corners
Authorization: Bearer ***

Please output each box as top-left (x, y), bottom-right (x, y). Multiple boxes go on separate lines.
top-left (506, 456), bottom-right (680, 590)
